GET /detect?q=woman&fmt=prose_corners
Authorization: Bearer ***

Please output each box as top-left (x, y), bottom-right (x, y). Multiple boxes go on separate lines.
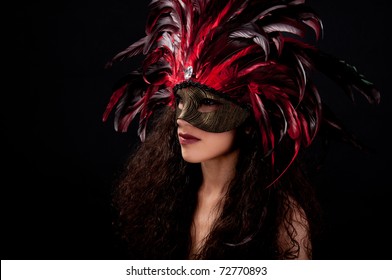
top-left (103, 0), bottom-right (379, 259)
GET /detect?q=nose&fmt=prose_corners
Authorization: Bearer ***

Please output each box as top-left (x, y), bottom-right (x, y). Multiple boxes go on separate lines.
top-left (176, 118), bottom-right (190, 127)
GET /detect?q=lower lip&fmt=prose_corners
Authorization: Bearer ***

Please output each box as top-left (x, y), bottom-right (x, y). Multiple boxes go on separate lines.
top-left (179, 136), bottom-right (200, 145)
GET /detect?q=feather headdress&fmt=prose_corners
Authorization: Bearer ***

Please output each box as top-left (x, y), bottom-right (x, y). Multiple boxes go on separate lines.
top-left (103, 0), bottom-right (380, 182)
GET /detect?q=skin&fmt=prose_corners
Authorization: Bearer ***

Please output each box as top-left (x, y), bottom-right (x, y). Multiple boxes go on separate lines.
top-left (177, 118), bottom-right (239, 257)
top-left (177, 113), bottom-right (310, 259)
top-left (279, 206), bottom-right (311, 260)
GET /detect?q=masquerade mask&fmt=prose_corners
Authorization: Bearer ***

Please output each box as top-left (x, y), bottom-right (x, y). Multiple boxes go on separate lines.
top-left (174, 82), bottom-right (249, 133)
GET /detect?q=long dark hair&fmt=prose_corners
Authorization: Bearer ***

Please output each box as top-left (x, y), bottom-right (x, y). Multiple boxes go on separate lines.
top-left (111, 106), bottom-right (322, 259)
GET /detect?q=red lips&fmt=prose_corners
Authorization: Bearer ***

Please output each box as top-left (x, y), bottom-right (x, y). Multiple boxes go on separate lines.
top-left (178, 132), bottom-right (201, 145)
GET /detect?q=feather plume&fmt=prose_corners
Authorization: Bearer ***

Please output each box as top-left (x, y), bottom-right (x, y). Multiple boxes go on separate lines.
top-left (104, 0), bottom-right (380, 186)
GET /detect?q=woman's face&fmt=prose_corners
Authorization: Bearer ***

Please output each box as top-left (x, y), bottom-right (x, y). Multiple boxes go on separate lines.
top-left (174, 84), bottom-right (249, 163)
top-left (177, 118), bottom-right (237, 163)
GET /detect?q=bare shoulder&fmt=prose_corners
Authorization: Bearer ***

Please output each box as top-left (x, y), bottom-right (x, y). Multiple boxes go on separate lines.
top-left (277, 196), bottom-right (312, 259)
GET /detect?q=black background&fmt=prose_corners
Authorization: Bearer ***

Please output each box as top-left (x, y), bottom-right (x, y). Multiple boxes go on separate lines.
top-left (3, 0), bottom-right (391, 260)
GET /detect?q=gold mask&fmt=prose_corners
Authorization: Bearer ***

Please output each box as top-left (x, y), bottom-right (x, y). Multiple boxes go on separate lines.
top-left (174, 83), bottom-right (249, 132)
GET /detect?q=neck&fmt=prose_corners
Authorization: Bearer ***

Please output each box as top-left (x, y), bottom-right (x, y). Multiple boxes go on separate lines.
top-left (199, 149), bottom-right (239, 195)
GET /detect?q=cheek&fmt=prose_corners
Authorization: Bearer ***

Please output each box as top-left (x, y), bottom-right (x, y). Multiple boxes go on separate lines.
top-left (204, 131), bottom-right (237, 156)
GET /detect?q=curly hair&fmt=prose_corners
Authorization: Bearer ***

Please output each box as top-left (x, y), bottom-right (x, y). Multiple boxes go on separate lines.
top-left (111, 106), bottom-right (322, 259)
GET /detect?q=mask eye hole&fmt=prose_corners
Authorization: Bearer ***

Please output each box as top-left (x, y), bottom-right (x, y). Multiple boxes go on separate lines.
top-left (198, 98), bottom-right (221, 113)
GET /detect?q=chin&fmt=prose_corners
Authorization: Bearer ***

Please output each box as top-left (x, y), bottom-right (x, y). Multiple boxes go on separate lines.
top-left (180, 151), bottom-right (203, 163)
top-left (181, 155), bottom-right (202, 163)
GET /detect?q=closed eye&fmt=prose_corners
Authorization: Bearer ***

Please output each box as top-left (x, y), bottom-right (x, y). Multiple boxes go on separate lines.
top-left (198, 98), bottom-right (221, 112)
top-left (201, 98), bottom-right (221, 106)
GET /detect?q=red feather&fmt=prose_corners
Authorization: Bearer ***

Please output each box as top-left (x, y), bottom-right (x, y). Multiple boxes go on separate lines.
top-left (103, 0), bottom-right (380, 186)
